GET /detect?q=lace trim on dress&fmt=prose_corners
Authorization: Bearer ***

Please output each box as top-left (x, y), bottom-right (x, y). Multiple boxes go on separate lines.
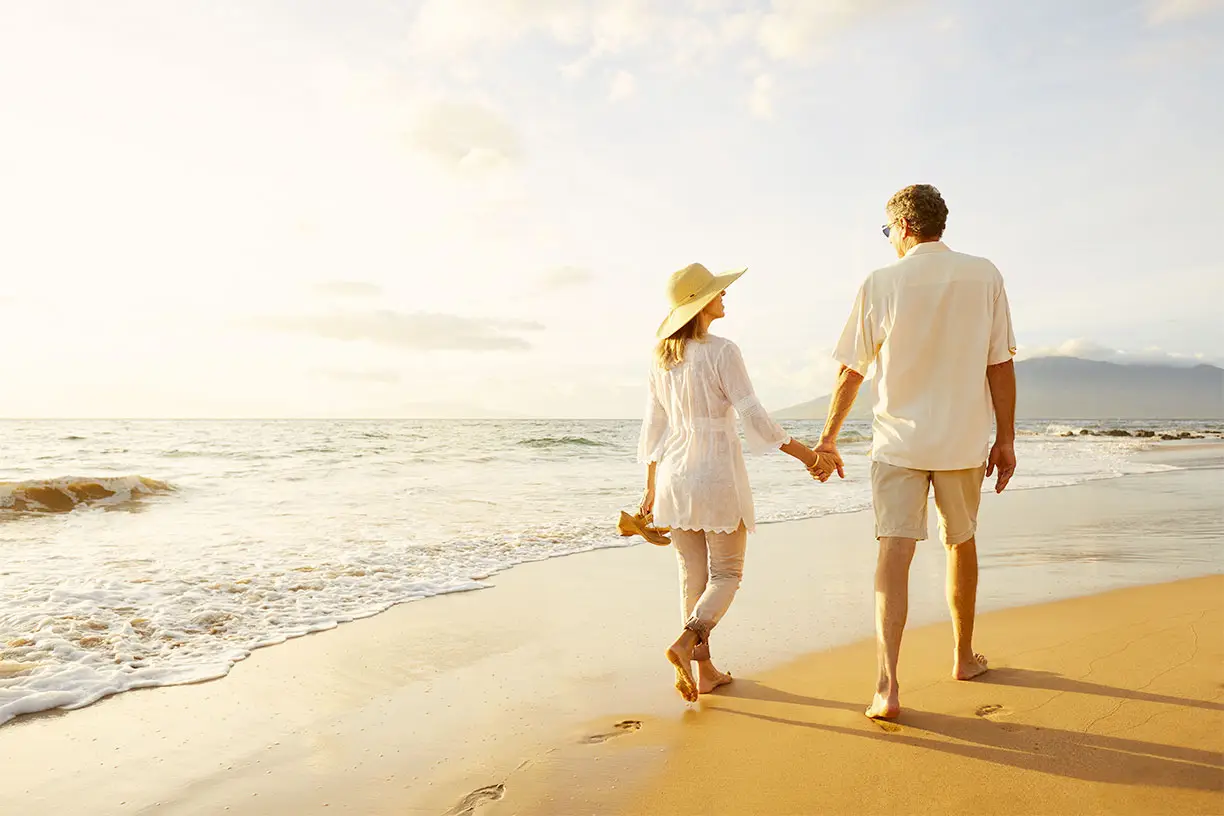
top-left (668, 521), bottom-right (756, 535)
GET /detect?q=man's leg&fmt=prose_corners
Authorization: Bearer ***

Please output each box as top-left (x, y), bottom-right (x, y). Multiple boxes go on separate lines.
top-left (867, 461), bottom-right (930, 719)
top-left (946, 536), bottom-right (986, 678)
top-left (869, 536), bottom-right (917, 719)
top-left (934, 466), bottom-right (989, 680)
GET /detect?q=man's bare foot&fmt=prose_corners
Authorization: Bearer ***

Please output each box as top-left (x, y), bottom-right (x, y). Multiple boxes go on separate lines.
top-left (666, 639), bottom-right (698, 702)
top-left (865, 691), bottom-right (900, 720)
top-left (697, 663), bottom-right (733, 694)
top-left (953, 652), bottom-right (989, 680)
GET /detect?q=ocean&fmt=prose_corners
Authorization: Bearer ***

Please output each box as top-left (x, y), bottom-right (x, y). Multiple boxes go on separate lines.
top-left (0, 417), bottom-right (1220, 725)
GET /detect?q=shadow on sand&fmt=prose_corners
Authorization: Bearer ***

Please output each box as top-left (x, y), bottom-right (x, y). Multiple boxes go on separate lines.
top-left (710, 675), bottom-right (1222, 792)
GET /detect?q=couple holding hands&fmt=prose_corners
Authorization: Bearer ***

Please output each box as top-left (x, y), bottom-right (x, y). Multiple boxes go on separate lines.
top-left (635, 184), bottom-right (1018, 719)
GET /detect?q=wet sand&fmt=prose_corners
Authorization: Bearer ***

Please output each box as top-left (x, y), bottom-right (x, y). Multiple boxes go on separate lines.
top-left (508, 575), bottom-right (1223, 815)
top-left (0, 452), bottom-right (1220, 815)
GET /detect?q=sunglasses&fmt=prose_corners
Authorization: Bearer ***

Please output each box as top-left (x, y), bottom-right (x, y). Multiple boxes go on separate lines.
top-left (881, 223), bottom-right (893, 238)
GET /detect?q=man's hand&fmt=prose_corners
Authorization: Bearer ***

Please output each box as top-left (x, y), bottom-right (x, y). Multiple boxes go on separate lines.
top-left (986, 439), bottom-right (1016, 493)
top-left (808, 443), bottom-right (846, 481)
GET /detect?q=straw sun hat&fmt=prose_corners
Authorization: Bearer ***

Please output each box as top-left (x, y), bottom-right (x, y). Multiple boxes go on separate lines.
top-left (655, 262), bottom-right (747, 339)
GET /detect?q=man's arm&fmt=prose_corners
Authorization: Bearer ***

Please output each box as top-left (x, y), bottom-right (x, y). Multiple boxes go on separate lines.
top-left (813, 364), bottom-right (864, 479)
top-left (818, 278), bottom-right (875, 480)
top-left (986, 359), bottom-right (1016, 493)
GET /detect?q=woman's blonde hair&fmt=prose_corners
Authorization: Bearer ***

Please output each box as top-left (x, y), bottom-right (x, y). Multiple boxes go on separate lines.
top-left (654, 314), bottom-right (708, 370)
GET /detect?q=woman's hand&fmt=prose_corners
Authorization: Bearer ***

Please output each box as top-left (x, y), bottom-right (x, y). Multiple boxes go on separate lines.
top-left (808, 444), bottom-right (845, 482)
top-left (817, 443), bottom-right (846, 478)
top-left (639, 485), bottom-right (656, 517)
top-left (808, 452), bottom-right (830, 482)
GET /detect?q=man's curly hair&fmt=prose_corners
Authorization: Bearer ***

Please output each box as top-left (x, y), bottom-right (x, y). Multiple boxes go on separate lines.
top-left (886, 184), bottom-right (948, 240)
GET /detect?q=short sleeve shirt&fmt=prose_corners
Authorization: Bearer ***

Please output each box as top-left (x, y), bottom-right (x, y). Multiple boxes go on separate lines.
top-left (833, 241), bottom-right (1016, 471)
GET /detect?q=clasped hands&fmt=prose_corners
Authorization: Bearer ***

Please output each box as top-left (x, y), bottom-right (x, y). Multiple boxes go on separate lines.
top-left (806, 445), bottom-right (845, 483)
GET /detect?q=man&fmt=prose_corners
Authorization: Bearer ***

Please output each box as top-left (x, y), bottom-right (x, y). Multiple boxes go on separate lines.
top-left (812, 184), bottom-right (1017, 720)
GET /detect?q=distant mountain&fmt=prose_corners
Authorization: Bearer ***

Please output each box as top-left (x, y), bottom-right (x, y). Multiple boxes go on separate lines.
top-left (775, 391), bottom-right (874, 422)
top-left (774, 357), bottom-right (1224, 421)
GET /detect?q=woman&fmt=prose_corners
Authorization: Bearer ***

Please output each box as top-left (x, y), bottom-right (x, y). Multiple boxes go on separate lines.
top-left (638, 262), bottom-right (823, 702)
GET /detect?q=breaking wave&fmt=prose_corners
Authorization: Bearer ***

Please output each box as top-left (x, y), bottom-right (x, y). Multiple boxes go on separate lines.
top-left (0, 476), bottom-right (174, 513)
top-left (517, 436), bottom-right (606, 449)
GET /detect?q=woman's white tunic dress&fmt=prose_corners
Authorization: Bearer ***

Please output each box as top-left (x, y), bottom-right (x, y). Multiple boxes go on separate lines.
top-left (637, 335), bottom-right (790, 533)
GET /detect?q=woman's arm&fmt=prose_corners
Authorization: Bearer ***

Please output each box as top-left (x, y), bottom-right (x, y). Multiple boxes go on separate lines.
top-left (640, 461), bottom-right (657, 516)
top-left (637, 369), bottom-right (667, 515)
top-left (779, 437), bottom-right (818, 469)
top-left (718, 342), bottom-right (816, 467)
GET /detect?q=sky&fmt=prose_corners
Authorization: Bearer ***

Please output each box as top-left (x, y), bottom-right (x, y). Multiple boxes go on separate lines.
top-left (1, 0), bottom-right (1221, 418)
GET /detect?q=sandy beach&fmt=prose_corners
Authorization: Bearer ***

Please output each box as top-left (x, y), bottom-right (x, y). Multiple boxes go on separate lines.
top-left (516, 575), bottom-right (1224, 815)
top-left (1, 449), bottom-right (1220, 815)
top-left (6, 4), bottom-right (1223, 814)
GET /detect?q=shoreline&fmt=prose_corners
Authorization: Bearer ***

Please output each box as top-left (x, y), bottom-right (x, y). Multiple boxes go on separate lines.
top-left (0, 439), bottom-right (1201, 728)
top-left (0, 444), bottom-right (1211, 727)
top-left (4, 439), bottom-right (1212, 716)
top-left (0, 456), bottom-right (1221, 814)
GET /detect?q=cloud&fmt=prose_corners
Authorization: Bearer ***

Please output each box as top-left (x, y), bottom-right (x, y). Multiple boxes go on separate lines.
top-left (407, 101), bottom-right (523, 174)
top-left (1017, 339), bottom-right (1221, 367)
top-left (587, 1), bottom-right (657, 55)
top-left (561, 53), bottom-right (595, 80)
top-left (317, 368), bottom-right (402, 384)
top-left (748, 73), bottom-right (775, 119)
top-left (1146, 0), bottom-right (1223, 25)
top-left (538, 265), bottom-right (595, 290)
top-left (757, 0), bottom-right (915, 62)
top-left (248, 310), bottom-right (544, 351)
top-left (410, 0), bottom-right (588, 57)
top-left (314, 281), bottom-right (384, 298)
top-left (608, 69), bottom-right (636, 102)
top-left (405, 1), bottom-right (912, 119)
top-left (410, 1), bottom-right (738, 74)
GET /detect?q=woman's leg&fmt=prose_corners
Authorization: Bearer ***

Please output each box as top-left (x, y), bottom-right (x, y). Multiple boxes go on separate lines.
top-left (671, 529), bottom-right (709, 625)
top-left (666, 525), bottom-right (747, 699)
top-left (666, 529), bottom-right (708, 702)
top-left (670, 530), bottom-right (726, 689)
top-left (691, 525), bottom-right (746, 692)
top-left (686, 524), bottom-right (748, 638)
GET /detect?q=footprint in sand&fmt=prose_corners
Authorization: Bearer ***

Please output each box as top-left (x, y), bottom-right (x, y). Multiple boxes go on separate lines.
top-left (975, 704), bottom-right (1005, 717)
top-left (443, 783), bottom-right (505, 816)
top-left (874, 721), bottom-right (902, 734)
top-left (580, 719), bottom-right (643, 744)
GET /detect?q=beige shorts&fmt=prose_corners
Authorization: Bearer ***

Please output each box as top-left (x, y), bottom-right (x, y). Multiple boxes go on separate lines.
top-left (871, 461), bottom-right (987, 545)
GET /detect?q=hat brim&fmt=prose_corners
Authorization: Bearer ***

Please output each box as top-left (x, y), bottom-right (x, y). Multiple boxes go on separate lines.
top-left (655, 268), bottom-right (747, 340)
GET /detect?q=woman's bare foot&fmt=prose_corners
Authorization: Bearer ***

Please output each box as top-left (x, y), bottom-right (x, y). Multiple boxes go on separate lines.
top-left (697, 661), bottom-right (733, 694)
top-left (953, 652), bottom-right (989, 681)
top-left (666, 633), bottom-right (698, 702)
top-left (865, 690), bottom-right (900, 720)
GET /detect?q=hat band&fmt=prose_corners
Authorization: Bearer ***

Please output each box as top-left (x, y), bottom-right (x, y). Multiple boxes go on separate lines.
top-left (671, 289), bottom-right (703, 308)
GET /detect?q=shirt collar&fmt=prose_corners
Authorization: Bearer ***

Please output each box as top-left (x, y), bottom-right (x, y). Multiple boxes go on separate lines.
top-left (904, 240), bottom-right (950, 257)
